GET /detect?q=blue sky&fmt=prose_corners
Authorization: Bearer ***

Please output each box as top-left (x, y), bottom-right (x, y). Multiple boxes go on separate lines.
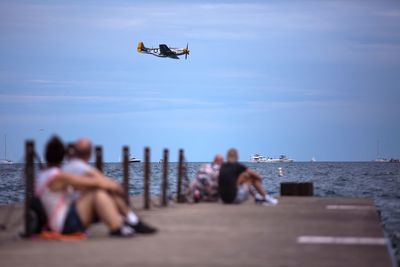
top-left (1, 0), bottom-right (399, 162)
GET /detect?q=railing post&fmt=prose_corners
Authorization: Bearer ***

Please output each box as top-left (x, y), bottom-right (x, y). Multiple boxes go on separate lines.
top-left (95, 146), bottom-right (103, 173)
top-left (177, 149), bottom-right (185, 203)
top-left (144, 147), bottom-right (150, 210)
top-left (24, 140), bottom-right (35, 238)
top-left (122, 146), bottom-right (130, 206)
top-left (161, 149), bottom-right (169, 207)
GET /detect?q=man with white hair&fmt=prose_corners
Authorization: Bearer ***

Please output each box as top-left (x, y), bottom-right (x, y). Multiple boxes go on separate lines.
top-left (218, 148), bottom-right (278, 205)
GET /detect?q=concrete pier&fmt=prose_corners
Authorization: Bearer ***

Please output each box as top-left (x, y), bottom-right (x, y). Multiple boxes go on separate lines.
top-left (0, 197), bottom-right (394, 267)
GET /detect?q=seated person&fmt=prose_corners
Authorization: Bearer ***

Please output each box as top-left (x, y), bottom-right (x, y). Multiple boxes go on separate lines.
top-left (188, 155), bottom-right (223, 202)
top-left (62, 138), bottom-right (156, 234)
top-left (35, 136), bottom-right (147, 237)
top-left (218, 148), bottom-right (278, 205)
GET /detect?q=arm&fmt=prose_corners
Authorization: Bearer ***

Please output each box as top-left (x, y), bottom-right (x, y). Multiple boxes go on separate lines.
top-left (48, 172), bottom-right (123, 194)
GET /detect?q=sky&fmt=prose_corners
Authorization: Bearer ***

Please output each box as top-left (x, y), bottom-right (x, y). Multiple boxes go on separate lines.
top-left (0, 0), bottom-right (400, 162)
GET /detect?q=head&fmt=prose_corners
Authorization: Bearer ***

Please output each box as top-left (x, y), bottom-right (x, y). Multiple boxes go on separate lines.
top-left (45, 136), bottom-right (65, 166)
top-left (213, 154), bottom-right (224, 166)
top-left (227, 148), bottom-right (238, 163)
top-left (74, 138), bottom-right (92, 162)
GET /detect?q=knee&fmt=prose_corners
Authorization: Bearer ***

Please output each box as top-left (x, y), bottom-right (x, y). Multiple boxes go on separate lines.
top-left (94, 189), bottom-right (110, 202)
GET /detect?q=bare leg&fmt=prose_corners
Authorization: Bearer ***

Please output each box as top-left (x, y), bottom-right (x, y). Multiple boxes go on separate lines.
top-left (237, 171), bottom-right (267, 197)
top-left (76, 190), bottom-right (123, 230)
top-left (112, 194), bottom-right (130, 216)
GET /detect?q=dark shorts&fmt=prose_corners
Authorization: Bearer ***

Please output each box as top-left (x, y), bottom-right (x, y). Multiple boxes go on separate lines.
top-left (62, 202), bottom-right (85, 234)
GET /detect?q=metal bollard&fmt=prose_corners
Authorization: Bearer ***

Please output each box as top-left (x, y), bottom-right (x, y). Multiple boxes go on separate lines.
top-left (95, 146), bottom-right (103, 173)
top-left (177, 149), bottom-right (185, 203)
top-left (24, 140), bottom-right (35, 238)
top-left (122, 146), bottom-right (130, 206)
top-left (161, 149), bottom-right (169, 207)
top-left (144, 147), bottom-right (150, 210)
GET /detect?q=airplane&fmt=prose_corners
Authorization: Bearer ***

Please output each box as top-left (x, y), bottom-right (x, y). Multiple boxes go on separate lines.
top-left (137, 41), bottom-right (190, 59)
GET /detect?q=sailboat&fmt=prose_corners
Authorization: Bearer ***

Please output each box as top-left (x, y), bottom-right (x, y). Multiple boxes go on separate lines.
top-left (0, 135), bottom-right (13, 164)
top-left (375, 140), bottom-right (389, 162)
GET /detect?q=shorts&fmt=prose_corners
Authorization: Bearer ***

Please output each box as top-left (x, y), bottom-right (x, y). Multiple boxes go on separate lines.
top-left (62, 202), bottom-right (85, 234)
top-left (234, 184), bottom-right (250, 203)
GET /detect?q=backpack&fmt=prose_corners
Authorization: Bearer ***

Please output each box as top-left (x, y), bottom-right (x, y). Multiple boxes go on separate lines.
top-left (28, 196), bottom-right (48, 234)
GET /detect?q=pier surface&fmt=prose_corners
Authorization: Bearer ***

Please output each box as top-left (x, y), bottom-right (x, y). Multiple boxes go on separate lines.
top-left (0, 197), bottom-right (394, 267)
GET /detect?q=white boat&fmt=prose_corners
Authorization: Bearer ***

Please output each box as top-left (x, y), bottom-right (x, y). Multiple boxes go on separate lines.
top-left (250, 154), bottom-right (293, 163)
top-left (0, 135), bottom-right (13, 164)
top-left (128, 157), bottom-right (141, 163)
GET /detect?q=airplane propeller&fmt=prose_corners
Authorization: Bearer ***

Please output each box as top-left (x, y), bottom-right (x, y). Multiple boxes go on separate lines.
top-left (185, 43), bottom-right (190, 60)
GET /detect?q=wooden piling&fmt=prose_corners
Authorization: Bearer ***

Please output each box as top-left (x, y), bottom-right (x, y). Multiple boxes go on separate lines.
top-left (161, 149), bottom-right (169, 207)
top-left (144, 147), bottom-right (150, 210)
top-left (24, 140), bottom-right (35, 238)
top-left (122, 146), bottom-right (130, 206)
top-left (95, 146), bottom-right (103, 173)
top-left (177, 149), bottom-right (185, 203)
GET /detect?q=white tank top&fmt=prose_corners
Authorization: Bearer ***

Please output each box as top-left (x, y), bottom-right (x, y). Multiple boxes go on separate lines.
top-left (35, 167), bottom-right (72, 232)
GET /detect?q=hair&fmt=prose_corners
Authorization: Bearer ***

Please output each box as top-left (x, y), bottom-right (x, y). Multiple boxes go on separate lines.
top-left (227, 148), bottom-right (238, 163)
top-left (45, 136), bottom-right (65, 166)
top-left (74, 139), bottom-right (92, 160)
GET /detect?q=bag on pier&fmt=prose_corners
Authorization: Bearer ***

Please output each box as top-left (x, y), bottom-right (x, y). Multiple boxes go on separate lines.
top-left (28, 196), bottom-right (48, 234)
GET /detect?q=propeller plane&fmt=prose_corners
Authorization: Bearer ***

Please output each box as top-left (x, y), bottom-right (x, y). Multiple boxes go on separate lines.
top-left (137, 41), bottom-right (190, 60)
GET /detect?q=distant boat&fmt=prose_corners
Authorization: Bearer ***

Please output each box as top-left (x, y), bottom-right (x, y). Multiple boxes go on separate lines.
top-left (250, 154), bottom-right (293, 163)
top-left (0, 135), bottom-right (13, 164)
top-left (311, 157), bottom-right (316, 162)
top-left (375, 140), bottom-right (389, 162)
top-left (375, 158), bottom-right (389, 163)
top-left (128, 156), bottom-right (141, 163)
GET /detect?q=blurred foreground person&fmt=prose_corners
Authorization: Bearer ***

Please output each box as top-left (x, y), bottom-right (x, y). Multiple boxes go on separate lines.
top-left (62, 138), bottom-right (157, 234)
top-left (218, 148), bottom-right (278, 205)
top-left (36, 136), bottom-right (145, 237)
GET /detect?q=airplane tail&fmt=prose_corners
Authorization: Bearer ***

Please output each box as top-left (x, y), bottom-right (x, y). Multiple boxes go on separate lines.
top-left (137, 41), bottom-right (146, 52)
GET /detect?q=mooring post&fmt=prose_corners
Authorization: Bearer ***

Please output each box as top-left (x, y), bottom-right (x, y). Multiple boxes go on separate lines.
top-left (161, 148), bottom-right (169, 207)
top-left (177, 149), bottom-right (185, 203)
top-left (122, 146), bottom-right (130, 206)
top-left (144, 147), bottom-right (150, 210)
top-left (24, 140), bottom-right (35, 238)
top-left (95, 146), bottom-right (103, 173)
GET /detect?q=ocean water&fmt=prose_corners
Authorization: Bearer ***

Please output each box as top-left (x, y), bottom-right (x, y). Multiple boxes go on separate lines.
top-left (1, 162), bottom-right (399, 261)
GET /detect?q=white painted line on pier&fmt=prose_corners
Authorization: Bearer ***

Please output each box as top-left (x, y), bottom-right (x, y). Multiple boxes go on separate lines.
top-left (297, 236), bottom-right (387, 246)
top-left (326, 205), bottom-right (375, 210)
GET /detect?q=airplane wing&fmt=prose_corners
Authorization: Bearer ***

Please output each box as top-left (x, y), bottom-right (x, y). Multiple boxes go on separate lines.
top-left (159, 44), bottom-right (173, 54)
top-left (159, 44), bottom-right (179, 59)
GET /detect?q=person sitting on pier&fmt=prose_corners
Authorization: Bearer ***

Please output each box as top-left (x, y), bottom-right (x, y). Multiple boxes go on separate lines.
top-left (62, 138), bottom-right (156, 234)
top-left (188, 154), bottom-right (224, 202)
top-left (218, 148), bottom-right (278, 205)
top-left (36, 136), bottom-right (141, 237)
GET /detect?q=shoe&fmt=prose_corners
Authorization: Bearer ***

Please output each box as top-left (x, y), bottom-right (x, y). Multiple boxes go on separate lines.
top-left (109, 225), bottom-right (135, 237)
top-left (256, 195), bottom-right (278, 206)
top-left (193, 189), bottom-right (201, 203)
top-left (126, 220), bottom-right (157, 234)
top-left (264, 195), bottom-right (278, 205)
